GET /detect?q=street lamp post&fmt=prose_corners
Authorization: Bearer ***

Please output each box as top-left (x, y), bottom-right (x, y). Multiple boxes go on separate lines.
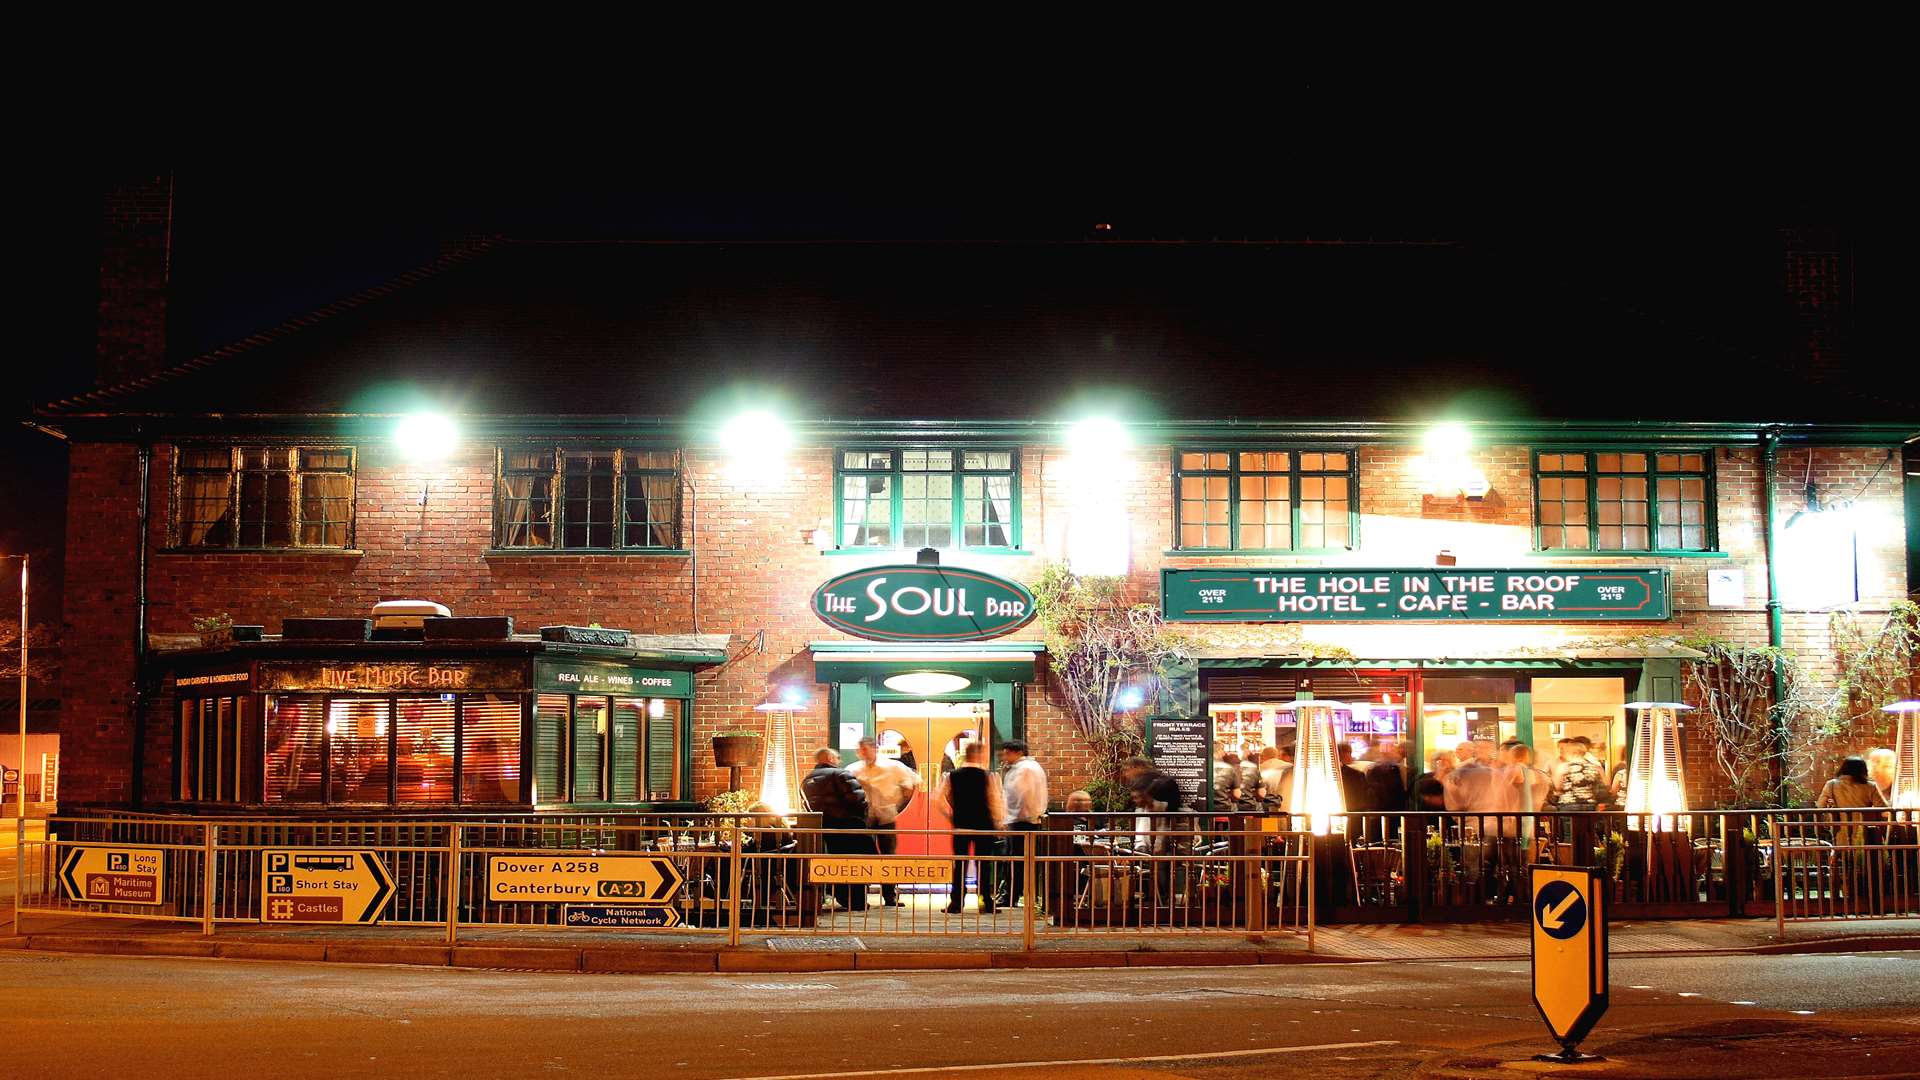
top-left (4, 553), bottom-right (23, 822)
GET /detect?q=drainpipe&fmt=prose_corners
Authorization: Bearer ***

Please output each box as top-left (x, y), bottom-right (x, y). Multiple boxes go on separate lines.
top-left (131, 441), bottom-right (152, 808)
top-left (1759, 429), bottom-right (1788, 805)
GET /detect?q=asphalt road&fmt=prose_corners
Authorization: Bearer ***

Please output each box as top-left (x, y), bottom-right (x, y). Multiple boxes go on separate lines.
top-left (3, 950), bottom-right (1917, 1079)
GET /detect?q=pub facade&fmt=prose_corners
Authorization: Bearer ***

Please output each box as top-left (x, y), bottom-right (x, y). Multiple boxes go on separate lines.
top-left (40, 224), bottom-right (1913, 816)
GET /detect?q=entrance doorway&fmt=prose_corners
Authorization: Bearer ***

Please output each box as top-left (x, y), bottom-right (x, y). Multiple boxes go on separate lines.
top-left (873, 701), bottom-right (992, 858)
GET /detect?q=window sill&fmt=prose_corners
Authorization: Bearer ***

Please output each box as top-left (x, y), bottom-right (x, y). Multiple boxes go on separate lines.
top-left (158, 547), bottom-right (364, 556)
top-left (483, 548), bottom-right (691, 558)
top-left (1530, 550), bottom-right (1728, 559)
top-left (1162, 549), bottom-right (1356, 557)
top-left (821, 547), bottom-right (1030, 557)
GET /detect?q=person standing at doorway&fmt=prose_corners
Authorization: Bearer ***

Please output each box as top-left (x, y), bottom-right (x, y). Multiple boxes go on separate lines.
top-left (936, 741), bottom-right (1008, 914)
top-left (998, 739), bottom-right (1049, 908)
top-left (848, 736), bottom-right (920, 907)
top-left (802, 747), bottom-right (870, 912)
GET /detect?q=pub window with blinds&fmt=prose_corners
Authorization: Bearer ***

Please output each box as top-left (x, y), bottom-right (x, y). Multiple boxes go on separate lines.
top-left (1533, 451), bottom-right (1716, 552)
top-left (836, 447), bottom-right (1019, 551)
top-left (1174, 450), bottom-right (1356, 551)
top-left (494, 447), bottom-right (682, 550)
top-left (530, 695), bottom-right (684, 804)
top-left (172, 446), bottom-right (355, 549)
top-left (176, 696), bottom-right (253, 803)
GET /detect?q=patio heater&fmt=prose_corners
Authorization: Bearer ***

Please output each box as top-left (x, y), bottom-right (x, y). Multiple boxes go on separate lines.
top-left (1277, 699), bottom-right (1348, 836)
top-left (1623, 701), bottom-right (1691, 832)
top-left (1885, 700), bottom-right (1920, 812)
top-left (754, 686), bottom-right (808, 816)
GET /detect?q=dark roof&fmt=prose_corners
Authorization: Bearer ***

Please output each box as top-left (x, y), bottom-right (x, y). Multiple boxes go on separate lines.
top-left (40, 240), bottom-right (1917, 428)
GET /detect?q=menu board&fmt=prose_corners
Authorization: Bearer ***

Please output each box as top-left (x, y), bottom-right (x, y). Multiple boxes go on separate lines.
top-left (1145, 716), bottom-right (1214, 812)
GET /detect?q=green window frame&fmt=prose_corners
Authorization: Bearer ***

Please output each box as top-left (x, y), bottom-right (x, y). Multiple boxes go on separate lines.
top-left (1172, 449), bottom-right (1358, 552)
top-left (1532, 449), bottom-right (1717, 553)
top-left (493, 446), bottom-right (682, 551)
top-left (833, 447), bottom-right (1021, 552)
top-left (171, 445), bottom-right (356, 550)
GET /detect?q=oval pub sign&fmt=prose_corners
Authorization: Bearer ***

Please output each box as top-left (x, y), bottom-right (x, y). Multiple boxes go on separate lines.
top-left (812, 565), bottom-right (1038, 641)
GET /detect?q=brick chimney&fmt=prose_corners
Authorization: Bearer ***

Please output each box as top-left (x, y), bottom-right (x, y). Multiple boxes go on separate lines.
top-left (95, 175), bottom-right (174, 387)
top-left (1779, 225), bottom-right (1848, 385)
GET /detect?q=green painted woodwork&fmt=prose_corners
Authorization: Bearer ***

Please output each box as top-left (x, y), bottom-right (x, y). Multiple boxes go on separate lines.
top-left (812, 564), bottom-right (1038, 641)
top-left (1163, 568), bottom-right (1672, 623)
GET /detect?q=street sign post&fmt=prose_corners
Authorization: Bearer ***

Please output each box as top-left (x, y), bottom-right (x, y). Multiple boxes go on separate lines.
top-left (59, 845), bottom-right (166, 906)
top-left (1530, 864), bottom-right (1608, 1063)
top-left (488, 854), bottom-right (685, 904)
top-left (261, 850), bottom-right (395, 924)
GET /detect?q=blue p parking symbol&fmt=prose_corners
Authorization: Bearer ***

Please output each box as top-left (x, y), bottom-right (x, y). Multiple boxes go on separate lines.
top-left (1534, 880), bottom-right (1588, 940)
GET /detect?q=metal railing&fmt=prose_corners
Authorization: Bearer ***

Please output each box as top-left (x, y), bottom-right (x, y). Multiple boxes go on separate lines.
top-left (1772, 812), bottom-right (1920, 932)
top-left (16, 812), bottom-right (1316, 950)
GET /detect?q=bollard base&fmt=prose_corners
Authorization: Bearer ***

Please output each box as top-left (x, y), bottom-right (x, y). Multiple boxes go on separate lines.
top-left (1532, 1044), bottom-right (1605, 1064)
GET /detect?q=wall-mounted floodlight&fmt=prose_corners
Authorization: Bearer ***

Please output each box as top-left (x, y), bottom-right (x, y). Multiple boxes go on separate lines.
top-left (720, 409), bottom-right (793, 461)
top-left (395, 413), bottom-right (458, 461)
top-left (1066, 416), bottom-right (1131, 456)
top-left (1423, 422), bottom-right (1471, 458)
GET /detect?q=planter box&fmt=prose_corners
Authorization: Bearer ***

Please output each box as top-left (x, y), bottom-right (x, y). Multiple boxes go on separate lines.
top-left (541, 625), bottom-right (632, 647)
top-left (713, 736), bottom-right (761, 768)
top-left (282, 618), bottom-right (372, 642)
top-left (425, 616), bottom-right (514, 641)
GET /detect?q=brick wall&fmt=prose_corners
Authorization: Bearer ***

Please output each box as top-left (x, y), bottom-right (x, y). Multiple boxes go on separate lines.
top-left (56, 438), bottom-right (1910, 808)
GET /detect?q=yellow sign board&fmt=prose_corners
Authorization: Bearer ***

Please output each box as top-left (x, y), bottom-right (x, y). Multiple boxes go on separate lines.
top-left (1531, 864), bottom-right (1608, 1051)
top-left (488, 855), bottom-right (685, 904)
top-left (807, 858), bottom-right (952, 885)
top-left (261, 850), bottom-right (395, 924)
top-left (60, 845), bottom-right (166, 906)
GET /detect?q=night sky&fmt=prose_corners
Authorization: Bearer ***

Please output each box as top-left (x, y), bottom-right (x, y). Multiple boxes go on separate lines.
top-left (6, 173), bottom-right (1856, 651)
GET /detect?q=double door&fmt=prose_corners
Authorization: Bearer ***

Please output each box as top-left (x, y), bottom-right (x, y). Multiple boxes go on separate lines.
top-left (873, 702), bottom-right (992, 858)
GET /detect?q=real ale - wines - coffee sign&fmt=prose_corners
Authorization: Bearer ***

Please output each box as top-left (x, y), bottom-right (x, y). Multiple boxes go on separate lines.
top-left (811, 565), bottom-right (1038, 641)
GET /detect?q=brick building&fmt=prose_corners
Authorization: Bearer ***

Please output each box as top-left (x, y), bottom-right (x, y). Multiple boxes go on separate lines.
top-left (35, 221), bottom-right (1914, 817)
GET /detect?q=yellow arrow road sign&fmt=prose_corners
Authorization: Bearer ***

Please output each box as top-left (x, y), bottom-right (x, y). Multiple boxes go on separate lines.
top-left (1531, 864), bottom-right (1608, 1047)
top-left (488, 854), bottom-right (685, 904)
top-left (261, 850), bottom-right (395, 924)
top-left (60, 845), bottom-right (166, 906)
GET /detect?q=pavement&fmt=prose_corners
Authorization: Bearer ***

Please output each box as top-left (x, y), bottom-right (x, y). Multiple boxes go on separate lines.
top-left (5, 948), bottom-right (1918, 1079)
top-left (3, 901), bottom-right (1916, 974)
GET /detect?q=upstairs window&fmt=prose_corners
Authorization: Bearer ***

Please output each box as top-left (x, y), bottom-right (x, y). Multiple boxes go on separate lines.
top-left (1173, 450), bottom-right (1356, 551)
top-left (1533, 450), bottom-right (1715, 552)
top-left (836, 447), bottom-right (1020, 551)
top-left (172, 446), bottom-right (356, 550)
top-left (494, 447), bottom-right (681, 550)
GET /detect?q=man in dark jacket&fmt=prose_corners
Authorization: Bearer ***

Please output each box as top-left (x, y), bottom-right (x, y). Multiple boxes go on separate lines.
top-left (801, 747), bottom-right (871, 911)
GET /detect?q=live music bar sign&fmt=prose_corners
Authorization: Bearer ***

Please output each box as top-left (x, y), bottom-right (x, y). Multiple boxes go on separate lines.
top-left (1162, 567), bottom-right (1670, 623)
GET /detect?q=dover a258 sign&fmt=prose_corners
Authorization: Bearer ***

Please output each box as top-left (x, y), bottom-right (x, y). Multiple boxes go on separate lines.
top-left (812, 565), bottom-right (1038, 641)
top-left (1163, 568), bottom-right (1669, 622)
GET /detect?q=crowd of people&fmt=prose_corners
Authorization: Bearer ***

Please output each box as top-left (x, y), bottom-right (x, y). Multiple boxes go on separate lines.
top-left (800, 736), bottom-right (1051, 913)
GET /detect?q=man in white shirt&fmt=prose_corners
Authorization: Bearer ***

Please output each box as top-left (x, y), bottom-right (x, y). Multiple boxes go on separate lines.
top-left (998, 739), bottom-right (1049, 908)
top-left (848, 736), bottom-right (921, 907)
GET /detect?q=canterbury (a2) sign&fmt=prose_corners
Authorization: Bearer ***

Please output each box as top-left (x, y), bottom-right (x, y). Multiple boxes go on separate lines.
top-left (811, 565), bottom-right (1038, 641)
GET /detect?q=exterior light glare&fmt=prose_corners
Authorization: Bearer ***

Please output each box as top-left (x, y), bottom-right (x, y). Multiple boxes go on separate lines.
top-left (1112, 686), bottom-right (1146, 711)
top-left (1424, 423), bottom-right (1471, 458)
top-left (1066, 416), bottom-right (1130, 455)
top-left (882, 672), bottom-right (972, 696)
top-left (394, 412), bottom-right (457, 461)
top-left (719, 409), bottom-right (793, 461)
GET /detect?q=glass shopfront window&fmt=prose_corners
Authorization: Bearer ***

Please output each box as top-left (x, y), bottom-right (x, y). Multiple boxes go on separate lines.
top-left (262, 693), bottom-right (528, 806)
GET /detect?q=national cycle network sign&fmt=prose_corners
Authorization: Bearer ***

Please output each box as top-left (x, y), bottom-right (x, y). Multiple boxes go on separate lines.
top-left (1163, 567), bottom-right (1670, 623)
